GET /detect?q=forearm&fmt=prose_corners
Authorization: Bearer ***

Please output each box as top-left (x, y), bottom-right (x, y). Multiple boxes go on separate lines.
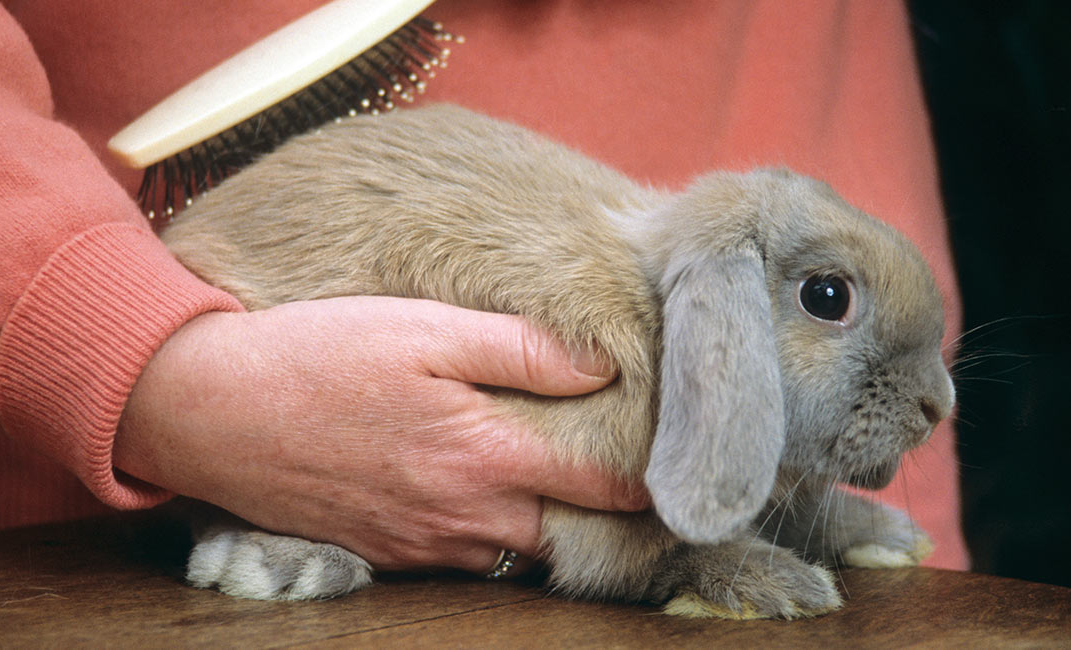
top-left (0, 7), bottom-right (244, 512)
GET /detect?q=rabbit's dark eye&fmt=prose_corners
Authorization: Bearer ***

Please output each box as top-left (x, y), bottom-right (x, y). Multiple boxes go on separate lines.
top-left (800, 275), bottom-right (851, 321)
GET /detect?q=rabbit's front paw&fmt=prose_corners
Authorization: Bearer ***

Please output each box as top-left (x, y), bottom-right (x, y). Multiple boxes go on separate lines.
top-left (651, 540), bottom-right (842, 620)
top-left (764, 486), bottom-right (934, 569)
top-left (832, 499), bottom-right (933, 569)
top-left (187, 526), bottom-right (373, 600)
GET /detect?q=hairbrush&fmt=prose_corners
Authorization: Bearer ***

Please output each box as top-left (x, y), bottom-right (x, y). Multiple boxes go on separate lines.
top-left (107, 0), bottom-right (461, 229)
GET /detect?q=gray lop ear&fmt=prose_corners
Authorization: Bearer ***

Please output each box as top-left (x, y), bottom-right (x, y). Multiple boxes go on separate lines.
top-left (645, 249), bottom-right (785, 544)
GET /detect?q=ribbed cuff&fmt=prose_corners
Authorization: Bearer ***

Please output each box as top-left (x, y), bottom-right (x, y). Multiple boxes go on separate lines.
top-left (0, 222), bottom-right (244, 509)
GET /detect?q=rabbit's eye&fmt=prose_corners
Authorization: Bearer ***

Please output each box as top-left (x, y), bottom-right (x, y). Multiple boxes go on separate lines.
top-left (799, 275), bottom-right (851, 322)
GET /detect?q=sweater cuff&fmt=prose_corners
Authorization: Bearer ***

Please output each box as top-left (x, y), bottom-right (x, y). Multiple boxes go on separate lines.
top-left (0, 222), bottom-right (244, 509)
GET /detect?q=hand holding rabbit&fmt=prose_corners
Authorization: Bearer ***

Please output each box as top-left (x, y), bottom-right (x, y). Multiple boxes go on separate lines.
top-left (115, 295), bottom-right (648, 582)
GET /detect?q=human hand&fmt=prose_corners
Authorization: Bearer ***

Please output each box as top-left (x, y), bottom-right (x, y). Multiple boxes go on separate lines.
top-left (115, 296), bottom-right (649, 573)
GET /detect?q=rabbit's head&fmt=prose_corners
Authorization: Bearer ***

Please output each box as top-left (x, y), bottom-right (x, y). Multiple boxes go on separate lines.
top-left (640, 169), bottom-right (954, 544)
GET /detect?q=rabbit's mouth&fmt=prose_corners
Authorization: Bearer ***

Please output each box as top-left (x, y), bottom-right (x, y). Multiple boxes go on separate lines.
top-left (843, 458), bottom-right (899, 490)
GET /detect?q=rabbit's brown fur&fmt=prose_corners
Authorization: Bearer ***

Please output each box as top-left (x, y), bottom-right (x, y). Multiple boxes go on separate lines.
top-left (163, 105), bottom-right (953, 618)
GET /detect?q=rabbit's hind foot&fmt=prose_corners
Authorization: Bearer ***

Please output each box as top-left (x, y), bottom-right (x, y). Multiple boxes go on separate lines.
top-left (186, 525), bottom-right (373, 600)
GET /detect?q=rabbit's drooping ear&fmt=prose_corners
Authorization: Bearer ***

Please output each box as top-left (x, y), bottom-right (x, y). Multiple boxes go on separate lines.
top-left (645, 248), bottom-right (785, 544)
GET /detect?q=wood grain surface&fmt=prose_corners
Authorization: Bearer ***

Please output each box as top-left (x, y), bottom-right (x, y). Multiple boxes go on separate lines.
top-left (2, 512), bottom-right (1069, 647)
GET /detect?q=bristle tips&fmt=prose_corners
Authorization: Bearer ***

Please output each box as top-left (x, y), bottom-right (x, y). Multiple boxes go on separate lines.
top-left (136, 16), bottom-right (463, 230)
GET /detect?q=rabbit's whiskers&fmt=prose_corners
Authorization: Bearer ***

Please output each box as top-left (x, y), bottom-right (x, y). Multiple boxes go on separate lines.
top-left (766, 472), bottom-right (812, 567)
top-left (728, 470), bottom-right (812, 591)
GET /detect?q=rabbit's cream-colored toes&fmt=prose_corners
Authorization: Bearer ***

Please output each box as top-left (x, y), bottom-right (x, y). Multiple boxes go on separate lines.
top-left (664, 591), bottom-right (762, 620)
top-left (842, 533), bottom-right (934, 569)
top-left (842, 543), bottom-right (913, 568)
top-left (663, 578), bottom-right (841, 621)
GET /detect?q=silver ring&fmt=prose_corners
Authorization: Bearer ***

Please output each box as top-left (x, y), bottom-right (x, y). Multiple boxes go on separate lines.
top-left (484, 549), bottom-right (518, 579)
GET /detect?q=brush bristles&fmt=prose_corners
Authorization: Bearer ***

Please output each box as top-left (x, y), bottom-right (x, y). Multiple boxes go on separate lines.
top-left (140, 16), bottom-right (459, 229)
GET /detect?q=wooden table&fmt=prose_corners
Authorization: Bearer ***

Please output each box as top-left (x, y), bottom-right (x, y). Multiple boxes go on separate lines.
top-left (2, 512), bottom-right (1070, 647)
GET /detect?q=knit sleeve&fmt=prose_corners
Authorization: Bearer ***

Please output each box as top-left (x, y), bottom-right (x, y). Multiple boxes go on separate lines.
top-left (0, 8), bottom-right (244, 510)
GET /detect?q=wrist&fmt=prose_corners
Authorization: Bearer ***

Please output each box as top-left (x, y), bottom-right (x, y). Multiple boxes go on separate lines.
top-left (0, 223), bottom-right (243, 509)
top-left (114, 309), bottom-right (242, 499)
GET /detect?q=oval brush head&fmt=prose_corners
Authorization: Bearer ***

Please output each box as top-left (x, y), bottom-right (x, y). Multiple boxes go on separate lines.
top-left (107, 0), bottom-right (461, 228)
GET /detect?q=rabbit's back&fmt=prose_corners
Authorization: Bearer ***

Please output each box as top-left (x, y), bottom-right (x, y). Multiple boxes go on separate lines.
top-left (164, 104), bottom-right (665, 476)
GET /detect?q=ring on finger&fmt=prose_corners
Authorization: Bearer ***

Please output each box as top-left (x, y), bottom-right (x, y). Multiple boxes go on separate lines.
top-left (484, 548), bottom-right (518, 579)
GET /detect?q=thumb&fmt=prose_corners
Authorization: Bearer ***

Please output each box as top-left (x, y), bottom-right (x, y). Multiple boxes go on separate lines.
top-left (420, 303), bottom-right (617, 396)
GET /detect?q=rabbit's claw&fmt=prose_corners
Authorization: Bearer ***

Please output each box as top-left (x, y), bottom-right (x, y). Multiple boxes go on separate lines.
top-left (186, 524), bottom-right (373, 600)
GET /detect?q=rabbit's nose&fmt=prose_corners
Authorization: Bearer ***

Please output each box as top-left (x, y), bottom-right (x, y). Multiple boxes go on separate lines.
top-left (919, 378), bottom-right (955, 427)
top-left (919, 397), bottom-right (943, 427)
top-left (919, 365), bottom-right (955, 427)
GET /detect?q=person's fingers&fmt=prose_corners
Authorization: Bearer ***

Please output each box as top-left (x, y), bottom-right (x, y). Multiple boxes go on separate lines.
top-left (502, 434), bottom-right (651, 513)
top-left (415, 302), bottom-right (618, 396)
top-left (404, 493), bottom-right (545, 575)
top-left (458, 459), bottom-right (649, 578)
top-left (535, 461), bottom-right (651, 513)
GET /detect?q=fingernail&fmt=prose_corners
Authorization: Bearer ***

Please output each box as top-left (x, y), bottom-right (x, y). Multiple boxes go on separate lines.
top-left (570, 344), bottom-right (617, 379)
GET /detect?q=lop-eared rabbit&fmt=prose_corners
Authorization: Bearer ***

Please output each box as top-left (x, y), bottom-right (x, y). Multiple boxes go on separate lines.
top-left (161, 104), bottom-right (954, 619)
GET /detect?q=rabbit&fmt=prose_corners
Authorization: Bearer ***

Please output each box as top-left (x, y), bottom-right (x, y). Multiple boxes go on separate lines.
top-left (160, 103), bottom-right (955, 619)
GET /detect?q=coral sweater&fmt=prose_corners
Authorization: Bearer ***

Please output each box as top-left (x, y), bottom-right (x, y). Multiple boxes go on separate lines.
top-left (0, 0), bottom-right (967, 569)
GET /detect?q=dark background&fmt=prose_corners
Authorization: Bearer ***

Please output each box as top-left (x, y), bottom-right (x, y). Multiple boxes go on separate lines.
top-left (908, 1), bottom-right (1070, 587)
